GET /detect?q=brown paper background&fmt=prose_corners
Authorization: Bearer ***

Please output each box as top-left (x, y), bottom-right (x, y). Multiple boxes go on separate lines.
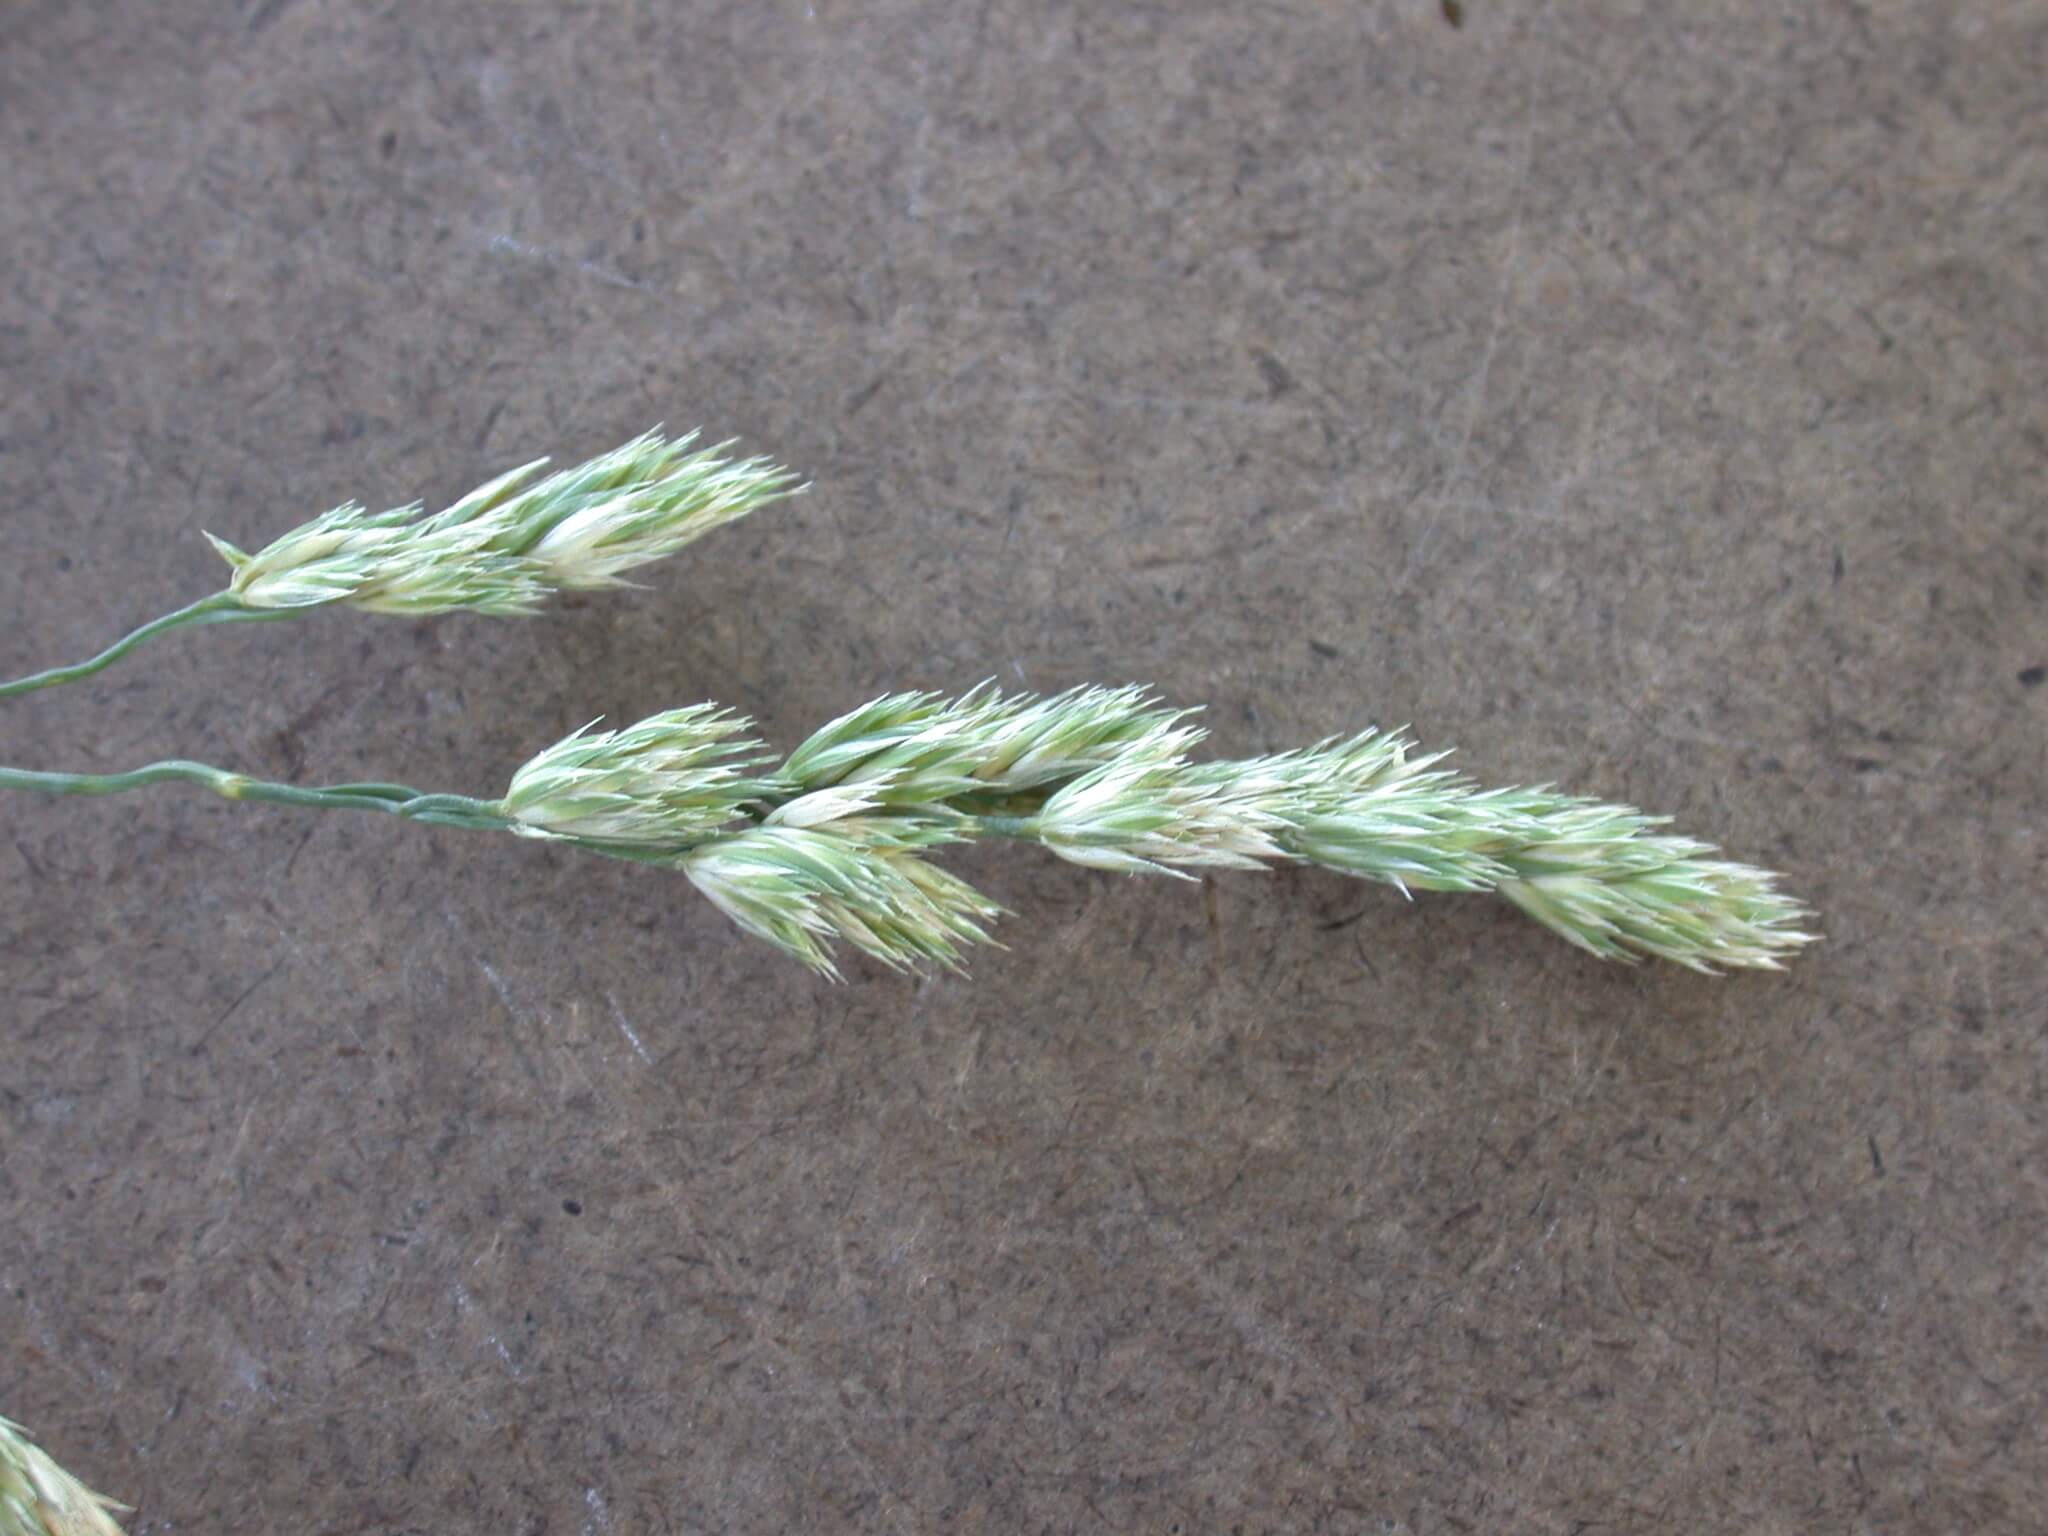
top-left (4, 4), bottom-right (2043, 1532)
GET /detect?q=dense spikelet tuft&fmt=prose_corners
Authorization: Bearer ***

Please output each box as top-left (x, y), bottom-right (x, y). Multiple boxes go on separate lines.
top-left (774, 683), bottom-right (1184, 805)
top-left (1470, 791), bottom-right (1816, 971)
top-left (773, 688), bottom-right (1007, 805)
top-left (450, 430), bottom-right (804, 589)
top-left (0, 1416), bottom-right (125, 1536)
top-left (960, 684), bottom-right (1189, 791)
top-left (680, 825), bottom-right (1003, 977)
top-left (1036, 726), bottom-right (1290, 876)
top-left (1216, 729), bottom-right (1514, 894)
top-left (500, 706), bottom-right (773, 847)
top-left (203, 510), bottom-right (552, 615)
top-left (207, 429), bottom-right (801, 615)
top-left (1185, 737), bottom-right (1811, 970)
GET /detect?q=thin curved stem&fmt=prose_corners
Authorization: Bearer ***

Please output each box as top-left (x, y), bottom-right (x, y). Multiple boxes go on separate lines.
top-left (0, 592), bottom-right (295, 699)
top-left (0, 759), bottom-right (511, 833)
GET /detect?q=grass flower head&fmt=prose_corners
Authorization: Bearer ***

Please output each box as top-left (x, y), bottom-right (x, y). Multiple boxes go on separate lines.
top-left (207, 429), bottom-right (800, 616)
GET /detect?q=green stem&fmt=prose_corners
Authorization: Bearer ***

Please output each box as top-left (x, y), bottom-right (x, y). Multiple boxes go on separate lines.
top-left (964, 813), bottom-right (1043, 840)
top-left (0, 592), bottom-right (295, 699)
top-left (0, 760), bottom-right (511, 833)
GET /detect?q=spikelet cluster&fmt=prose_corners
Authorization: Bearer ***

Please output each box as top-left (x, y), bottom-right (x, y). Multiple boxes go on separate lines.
top-left (681, 825), bottom-right (1002, 977)
top-left (774, 683), bottom-right (1183, 804)
top-left (1035, 726), bottom-right (1289, 874)
top-left (206, 430), bottom-right (800, 615)
top-left (1479, 793), bottom-right (1813, 970)
top-left (495, 683), bottom-right (1179, 973)
top-left (492, 683), bottom-right (1813, 977)
top-left (0, 1417), bottom-right (124, 1536)
top-left (1047, 725), bottom-right (1815, 972)
top-left (501, 705), bottom-right (771, 846)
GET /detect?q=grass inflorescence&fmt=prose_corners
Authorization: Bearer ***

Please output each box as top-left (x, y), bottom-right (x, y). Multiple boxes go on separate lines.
top-left (488, 684), bottom-right (1815, 977)
top-left (205, 429), bottom-right (801, 616)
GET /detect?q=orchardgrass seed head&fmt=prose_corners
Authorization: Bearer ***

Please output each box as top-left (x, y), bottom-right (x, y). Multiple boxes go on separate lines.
top-left (490, 685), bottom-right (1813, 977)
top-left (205, 429), bottom-right (802, 616)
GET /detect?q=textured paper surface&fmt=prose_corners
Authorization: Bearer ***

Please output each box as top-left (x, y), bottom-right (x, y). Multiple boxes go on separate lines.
top-left (3, 4), bottom-right (2042, 1531)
